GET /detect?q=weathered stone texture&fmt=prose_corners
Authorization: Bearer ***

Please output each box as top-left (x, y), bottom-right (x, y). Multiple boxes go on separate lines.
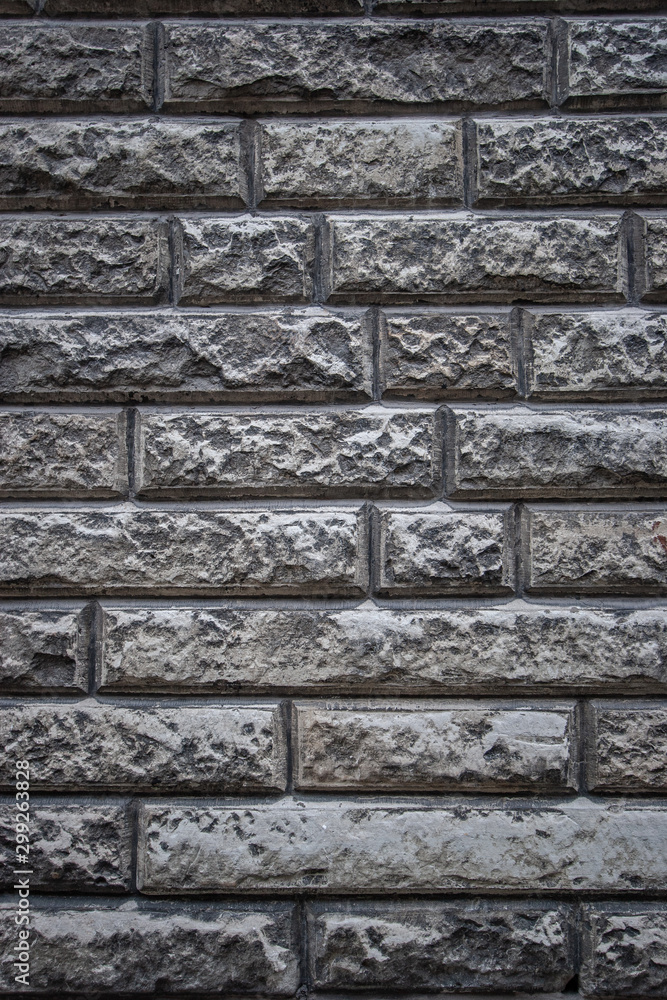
top-left (0, 802), bottom-right (131, 891)
top-left (138, 798), bottom-right (667, 894)
top-left (565, 20), bottom-right (667, 107)
top-left (525, 310), bottom-right (667, 399)
top-left (0, 410), bottom-right (128, 498)
top-left (581, 907), bottom-right (667, 997)
top-left (0, 219), bottom-right (168, 305)
top-left (136, 407), bottom-right (439, 498)
top-left (177, 217), bottom-right (315, 304)
top-left (0, 507), bottom-right (368, 596)
top-left (0, 309), bottom-right (372, 403)
top-left (641, 216), bottom-right (667, 300)
top-left (308, 901), bottom-right (575, 992)
top-left (474, 117), bottom-right (667, 205)
top-left (447, 406), bottom-right (667, 498)
top-left (0, 609), bottom-right (87, 693)
top-left (43, 0), bottom-right (363, 12)
top-left (293, 703), bottom-right (575, 791)
top-left (589, 704), bottom-right (667, 792)
top-left (0, 899), bottom-right (299, 995)
top-left (380, 311), bottom-right (516, 398)
top-left (325, 215), bottom-right (625, 303)
top-left (0, 701), bottom-right (286, 793)
top-left (162, 21), bottom-right (549, 113)
top-left (526, 508), bottom-right (667, 594)
top-left (378, 504), bottom-right (512, 594)
top-left (0, 119), bottom-right (245, 210)
top-left (0, 23), bottom-right (152, 113)
top-left (258, 120), bottom-right (462, 206)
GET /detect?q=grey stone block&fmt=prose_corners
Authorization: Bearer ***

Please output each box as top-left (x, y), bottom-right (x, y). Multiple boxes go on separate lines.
top-left (138, 797), bottom-right (667, 894)
top-left (136, 407), bottom-right (439, 498)
top-left (474, 117), bottom-right (667, 206)
top-left (380, 311), bottom-right (516, 399)
top-left (0, 701), bottom-right (286, 793)
top-left (0, 410), bottom-right (128, 498)
top-left (0, 609), bottom-right (87, 693)
top-left (258, 119), bottom-right (462, 207)
top-left (97, 602), bottom-right (667, 695)
top-left (524, 309), bottom-right (667, 399)
top-left (176, 217), bottom-right (315, 304)
top-left (447, 405), bottom-right (667, 499)
top-left (0, 119), bottom-right (245, 211)
top-left (308, 901), bottom-right (575, 992)
top-left (588, 703), bottom-right (667, 792)
top-left (0, 219), bottom-right (168, 305)
top-left (0, 802), bottom-right (132, 892)
top-left (0, 23), bottom-right (152, 113)
top-left (0, 309), bottom-right (372, 404)
top-left (324, 214), bottom-right (625, 303)
top-left (642, 216), bottom-right (667, 301)
top-left (161, 20), bottom-right (549, 113)
top-left (43, 0), bottom-right (363, 12)
top-left (0, 898), bottom-right (299, 995)
top-left (0, 506), bottom-right (368, 597)
top-left (581, 905), bottom-right (667, 997)
top-left (378, 503), bottom-right (513, 595)
top-left (293, 702), bottom-right (576, 791)
top-left (525, 507), bottom-right (667, 594)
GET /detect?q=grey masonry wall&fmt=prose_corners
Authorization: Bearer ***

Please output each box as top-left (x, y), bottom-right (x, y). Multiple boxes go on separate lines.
top-left (0, 0), bottom-right (666, 996)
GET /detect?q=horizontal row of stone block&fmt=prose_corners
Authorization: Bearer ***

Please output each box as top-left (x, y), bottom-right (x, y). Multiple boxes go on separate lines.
top-left (2, 307), bottom-right (666, 404)
top-left (1, 698), bottom-right (665, 793)
top-left (0, 19), bottom-right (666, 113)
top-left (3, 601), bottom-right (667, 697)
top-left (2, 405), bottom-right (666, 500)
top-left (0, 896), bottom-right (664, 996)
top-left (0, 504), bottom-right (666, 596)
top-left (3, 796), bottom-right (667, 894)
top-left (6, 116), bottom-right (667, 211)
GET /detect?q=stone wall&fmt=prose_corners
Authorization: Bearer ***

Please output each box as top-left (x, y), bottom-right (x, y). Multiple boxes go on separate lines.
top-left (0, 0), bottom-right (666, 996)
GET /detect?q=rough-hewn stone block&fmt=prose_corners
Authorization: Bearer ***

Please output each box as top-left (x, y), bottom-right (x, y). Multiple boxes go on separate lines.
top-left (474, 117), bottom-right (667, 206)
top-left (0, 119), bottom-right (245, 211)
top-left (641, 216), bottom-right (667, 301)
top-left (0, 23), bottom-right (152, 113)
top-left (0, 608), bottom-right (87, 693)
top-left (0, 309), bottom-right (372, 404)
top-left (588, 703), bottom-right (667, 792)
top-left (308, 901), bottom-right (575, 991)
top-left (136, 407), bottom-right (439, 498)
top-left (525, 507), bottom-right (667, 594)
top-left (447, 406), bottom-right (667, 499)
top-left (378, 504), bottom-right (513, 595)
top-left (176, 217), bottom-right (315, 304)
top-left (44, 0), bottom-right (362, 10)
top-left (380, 311), bottom-right (516, 398)
top-left (0, 701), bottom-right (286, 793)
top-left (324, 214), bottom-right (625, 303)
top-left (0, 507), bottom-right (368, 597)
top-left (258, 120), bottom-right (462, 207)
top-left (293, 702), bottom-right (575, 791)
top-left (581, 906), bottom-right (667, 997)
top-left (524, 309), bottom-right (667, 399)
top-left (0, 802), bottom-right (131, 892)
top-left (0, 898), bottom-right (299, 995)
top-left (0, 219), bottom-right (168, 305)
top-left (161, 20), bottom-right (549, 113)
top-left (97, 603), bottom-right (667, 695)
top-left (138, 798), bottom-right (667, 894)
top-left (564, 20), bottom-right (667, 109)
top-left (0, 410), bottom-right (128, 499)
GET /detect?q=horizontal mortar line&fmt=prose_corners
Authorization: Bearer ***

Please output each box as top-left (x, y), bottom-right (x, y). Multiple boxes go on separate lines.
top-left (2, 302), bottom-right (664, 315)
top-left (0, 206), bottom-right (647, 217)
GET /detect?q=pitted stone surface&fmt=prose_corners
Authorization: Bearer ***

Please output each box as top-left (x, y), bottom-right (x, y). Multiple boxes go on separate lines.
top-left (565, 19), bottom-right (667, 107)
top-left (641, 216), bottom-right (667, 300)
top-left (0, 609), bottom-right (86, 692)
top-left (582, 907), bottom-right (667, 997)
top-left (589, 704), bottom-right (667, 792)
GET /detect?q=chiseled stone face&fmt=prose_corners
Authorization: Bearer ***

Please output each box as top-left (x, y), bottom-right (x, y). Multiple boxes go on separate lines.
top-left (308, 901), bottom-right (575, 991)
top-left (292, 702), bottom-right (576, 792)
top-left (589, 703), bottom-right (667, 792)
top-left (136, 407), bottom-right (439, 498)
top-left (0, 899), bottom-right (300, 994)
top-left (98, 602), bottom-right (667, 695)
top-left (0, 608), bottom-right (87, 692)
top-left (642, 216), bottom-right (667, 300)
top-left (0, 701), bottom-right (287, 793)
top-left (0, 309), bottom-right (372, 403)
top-left (565, 19), bottom-right (667, 106)
top-left (162, 20), bottom-right (549, 112)
top-left (582, 906), bottom-right (667, 997)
